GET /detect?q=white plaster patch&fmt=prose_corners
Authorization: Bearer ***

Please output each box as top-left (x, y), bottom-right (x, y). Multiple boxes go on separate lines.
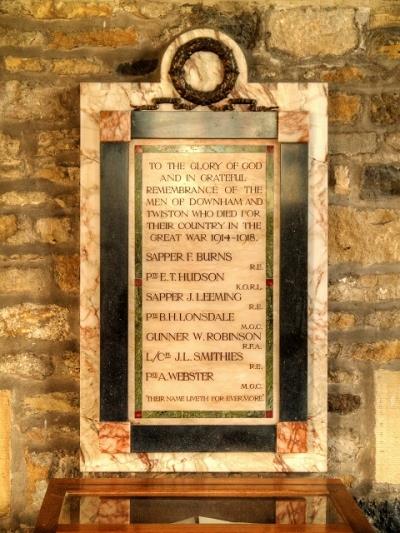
top-left (375, 370), bottom-right (400, 484)
top-left (0, 390), bottom-right (11, 517)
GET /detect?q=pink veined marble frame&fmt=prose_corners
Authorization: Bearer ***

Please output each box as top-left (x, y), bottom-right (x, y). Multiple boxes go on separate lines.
top-left (80, 29), bottom-right (328, 472)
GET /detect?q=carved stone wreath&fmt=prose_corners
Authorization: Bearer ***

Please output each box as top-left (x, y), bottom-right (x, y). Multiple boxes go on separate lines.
top-left (169, 37), bottom-right (239, 105)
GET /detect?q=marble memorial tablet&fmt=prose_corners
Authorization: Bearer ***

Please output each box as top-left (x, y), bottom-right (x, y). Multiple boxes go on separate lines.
top-left (80, 28), bottom-right (328, 472)
top-left (130, 142), bottom-right (277, 424)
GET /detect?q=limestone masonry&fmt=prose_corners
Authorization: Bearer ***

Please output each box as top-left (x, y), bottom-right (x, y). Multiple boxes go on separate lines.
top-left (0, 1), bottom-right (399, 531)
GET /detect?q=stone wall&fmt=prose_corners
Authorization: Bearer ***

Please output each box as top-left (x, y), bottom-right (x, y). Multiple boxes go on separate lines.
top-left (0, 0), bottom-right (399, 531)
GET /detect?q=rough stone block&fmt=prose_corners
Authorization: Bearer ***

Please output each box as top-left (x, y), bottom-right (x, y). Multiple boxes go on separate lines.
top-left (24, 392), bottom-right (79, 416)
top-left (329, 206), bottom-right (400, 264)
top-left (0, 267), bottom-right (52, 295)
top-left (0, 0), bottom-right (112, 19)
top-left (32, 162), bottom-right (79, 185)
top-left (25, 450), bottom-right (52, 512)
top-left (0, 27), bottom-right (46, 46)
top-left (328, 367), bottom-right (360, 385)
top-left (0, 390), bottom-right (11, 518)
top-left (371, 93), bottom-right (400, 125)
top-left (5, 57), bottom-right (104, 75)
top-left (23, 423), bottom-right (79, 448)
top-left (0, 216), bottom-right (65, 246)
top-left (386, 132), bottom-right (400, 151)
top-left (328, 393), bottom-right (361, 415)
top-left (52, 1), bottom-right (113, 19)
top-left (365, 310), bottom-right (400, 329)
top-left (0, 190), bottom-right (77, 209)
top-left (0, 254), bottom-right (46, 267)
top-left (53, 57), bottom-right (104, 75)
top-left (53, 351), bottom-right (79, 379)
top-left (0, 132), bottom-right (23, 180)
top-left (53, 255), bottom-right (79, 293)
top-left (0, 215), bottom-right (17, 242)
top-left (0, 132), bottom-right (21, 166)
top-left (36, 129), bottom-right (79, 157)
top-left (0, 191), bottom-right (52, 207)
top-left (35, 217), bottom-right (73, 244)
top-left (189, 4), bottom-right (260, 49)
top-left (332, 165), bottom-right (350, 196)
top-left (369, 8), bottom-right (400, 29)
top-left (50, 27), bottom-right (138, 49)
top-left (352, 340), bottom-right (400, 363)
top-left (0, 0), bottom-right (51, 18)
top-left (329, 274), bottom-right (400, 303)
top-left (4, 57), bottom-right (43, 72)
top-left (3, 216), bottom-right (37, 246)
top-left (375, 370), bottom-right (400, 484)
top-left (376, 44), bottom-right (400, 59)
top-left (328, 312), bottom-right (356, 331)
top-left (0, 139), bottom-right (26, 181)
top-left (361, 165), bottom-right (400, 199)
top-left (268, 8), bottom-right (357, 58)
top-left (55, 192), bottom-right (79, 210)
top-left (0, 353), bottom-right (54, 380)
top-left (0, 303), bottom-right (71, 341)
top-left (322, 66), bottom-right (364, 83)
top-left (0, 81), bottom-right (76, 122)
top-left (330, 133), bottom-right (377, 155)
top-left (118, 0), bottom-right (171, 18)
top-left (329, 94), bottom-right (361, 124)
top-left (25, 449), bottom-right (78, 513)
top-left (329, 340), bottom-right (400, 363)
top-left (368, 29), bottom-right (400, 60)
top-left (328, 427), bottom-right (361, 466)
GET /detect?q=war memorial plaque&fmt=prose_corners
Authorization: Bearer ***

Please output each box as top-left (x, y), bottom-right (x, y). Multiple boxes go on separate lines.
top-left (80, 29), bottom-right (328, 472)
top-left (131, 141), bottom-right (277, 423)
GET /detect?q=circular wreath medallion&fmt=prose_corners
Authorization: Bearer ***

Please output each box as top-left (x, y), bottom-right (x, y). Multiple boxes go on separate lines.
top-left (169, 37), bottom-right (239, 106)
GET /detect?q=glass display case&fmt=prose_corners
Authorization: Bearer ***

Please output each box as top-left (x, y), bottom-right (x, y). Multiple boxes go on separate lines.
top-left (35, 477), bottom-right (374, 532)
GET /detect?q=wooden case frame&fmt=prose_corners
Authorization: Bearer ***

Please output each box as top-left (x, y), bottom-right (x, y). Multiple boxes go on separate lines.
top-left (35, 477), bottom-right (373, 533)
